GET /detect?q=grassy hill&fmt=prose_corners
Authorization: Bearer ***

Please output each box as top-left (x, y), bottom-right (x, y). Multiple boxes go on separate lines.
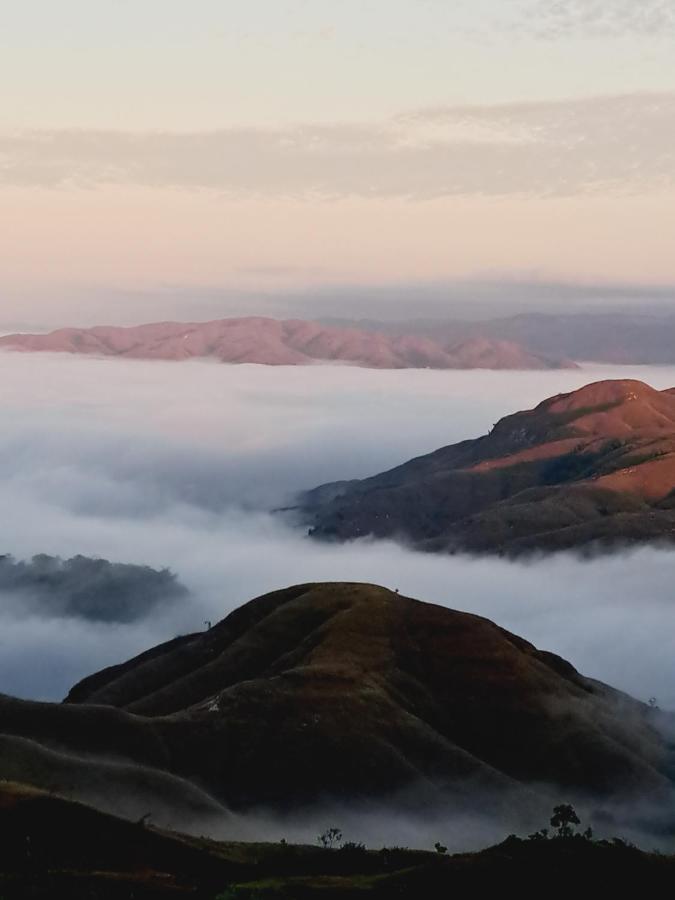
top-left (303, 379), bottom-right (675, 554)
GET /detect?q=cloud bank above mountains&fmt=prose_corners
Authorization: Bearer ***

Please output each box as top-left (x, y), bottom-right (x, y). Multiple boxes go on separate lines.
top-left (1, 352), bottom-right (675, 708)
top-left (4, 2), bottom-right (675, 327)
top-left (3, 90), bottom-right (672, 309)
top-left (2, 93), bottom-right (673, 198)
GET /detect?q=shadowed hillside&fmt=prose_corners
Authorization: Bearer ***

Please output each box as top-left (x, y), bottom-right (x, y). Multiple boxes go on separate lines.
top-left (1, 583), bottom-right (673, 832)
top-left (2, 782), bottom-right (674, 898)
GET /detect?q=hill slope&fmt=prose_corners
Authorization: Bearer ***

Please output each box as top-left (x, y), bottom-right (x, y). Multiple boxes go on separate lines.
top-left (303, 379), bottom-right (675, 554)
top-left (0, 317), bottom-right (575, 369)
top-left (5, 782), bottom-right (674, 899)
top-left (2, 583), bottom-right (673, 827)
top-left (0, 781), bottom-right (241, 899)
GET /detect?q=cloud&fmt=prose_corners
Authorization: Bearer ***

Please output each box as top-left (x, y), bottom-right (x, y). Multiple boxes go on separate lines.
top-left (1, 93), bottom-right (673, 197)
top-left (525, 0), bottom-right (675, 38)
top-left (1, 352), bottom-right (675, 717)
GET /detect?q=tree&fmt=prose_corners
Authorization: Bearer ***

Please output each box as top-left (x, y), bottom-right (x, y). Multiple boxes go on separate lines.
top-left (550, 804), bottom-right (580, 839)
top-left (318, 827), bottom-right (342, 849)
top-left (434, 841), bottom-right (448, 855)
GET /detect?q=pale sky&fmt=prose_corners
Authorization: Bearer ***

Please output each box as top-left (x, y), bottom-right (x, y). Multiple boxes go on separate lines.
top-left (2, 0), bottom-right (675, 326)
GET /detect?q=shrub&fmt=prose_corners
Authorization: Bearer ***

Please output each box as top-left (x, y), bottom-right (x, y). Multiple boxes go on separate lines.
top-left (340, 841), bottom-right (366, 854)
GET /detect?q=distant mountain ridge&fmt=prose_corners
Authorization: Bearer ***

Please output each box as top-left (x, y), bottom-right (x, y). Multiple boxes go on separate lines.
top-left (303, 379), bottom-right (675, 554)
top-left (324, 311), bottom-right (675, 365)
top-left (0, 317), bottom-right (575, 370)
top-left (7, 310), bottom-right (675, 366)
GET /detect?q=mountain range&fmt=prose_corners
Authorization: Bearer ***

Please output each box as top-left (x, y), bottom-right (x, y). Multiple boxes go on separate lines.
top-left (327, 311), bottom-right (675, 366)
top-left (6, 310), bottom-right (675, 367)
top-left (302, 379), bottom-right (675, 555)
top-left (0, 317), bottom-right (575, 370)
top-left (1, 582), bottom-right (673, 834)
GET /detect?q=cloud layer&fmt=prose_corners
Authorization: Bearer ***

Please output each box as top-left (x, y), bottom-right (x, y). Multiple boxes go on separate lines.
top-left (1, 93), bottom-right (673, 197)
top-left (526, 0), bottom-right (675, 38)
top-left (1, 352), bottom-right (675, 711)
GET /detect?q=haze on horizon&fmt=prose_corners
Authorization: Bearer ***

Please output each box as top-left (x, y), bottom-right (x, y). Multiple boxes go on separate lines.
top-left (2, 0), bottom-right (675, 329)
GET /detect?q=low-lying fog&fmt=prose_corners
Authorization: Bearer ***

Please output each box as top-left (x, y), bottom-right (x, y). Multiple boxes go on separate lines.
top-left (1, 351), bottom-right (675, 711)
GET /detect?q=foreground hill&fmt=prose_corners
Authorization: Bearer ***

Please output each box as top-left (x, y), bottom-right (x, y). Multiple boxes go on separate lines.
top-left (0, 317), bottom-right (575, 369)
top-left (303, 379), bottom-right (675, 554)
top-left (1, 583), bottom-right (673, 833)
top-left (0, 782), bottom-right (239, 899)
top-left (2, 782), bottom-right (674, 899)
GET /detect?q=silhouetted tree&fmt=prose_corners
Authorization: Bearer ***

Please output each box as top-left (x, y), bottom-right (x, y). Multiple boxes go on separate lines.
top-left (318, 827), bottom-right (342, 849)
top-left (550, 804), bottom-right (580, 838)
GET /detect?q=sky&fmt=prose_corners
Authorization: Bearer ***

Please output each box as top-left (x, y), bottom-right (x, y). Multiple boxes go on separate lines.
top-left (1, 0), bottom-right (675, 327)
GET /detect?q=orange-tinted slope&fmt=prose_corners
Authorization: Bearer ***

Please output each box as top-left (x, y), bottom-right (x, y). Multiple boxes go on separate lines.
top-left (304, 380), bottom-right (675, 554)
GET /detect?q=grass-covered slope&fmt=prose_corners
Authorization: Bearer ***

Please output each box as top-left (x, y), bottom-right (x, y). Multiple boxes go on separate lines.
top-left (1, 782), bottom-right (674, 899)
top-left (63, 583), bottom-right (674, 807)
top-left (2, 583), bottom-right (674, 830)
top-left (303, 380), bottom-right (675, 554)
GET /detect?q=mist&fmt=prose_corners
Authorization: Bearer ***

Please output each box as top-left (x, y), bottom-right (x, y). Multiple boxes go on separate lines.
top-left (206, 782), bottom-right (675, 855)
top-left (1, 351), bottom-right (675, 712)
top-left (0, 553), bottom-right (186, 622)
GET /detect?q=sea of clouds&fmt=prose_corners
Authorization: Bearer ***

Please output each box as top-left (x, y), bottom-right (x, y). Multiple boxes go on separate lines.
top-left (1, 351), bottom-right (675, 711)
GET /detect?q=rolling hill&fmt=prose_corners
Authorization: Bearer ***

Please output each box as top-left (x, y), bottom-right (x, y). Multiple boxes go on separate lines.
top-left (302, 379), bottom-right (675, 554)
top-left (1, 582), bottom-right (673, 833)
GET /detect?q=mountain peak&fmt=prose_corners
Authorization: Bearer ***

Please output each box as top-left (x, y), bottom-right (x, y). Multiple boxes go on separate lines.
top-left (533, 379), bottom-right (675, 438)
top-left (304, 379), bottom-right (675, 555)
top-left (543, 379), bottom-right (665, 414)
top-left (51, 582), bottom-right (674, 809)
